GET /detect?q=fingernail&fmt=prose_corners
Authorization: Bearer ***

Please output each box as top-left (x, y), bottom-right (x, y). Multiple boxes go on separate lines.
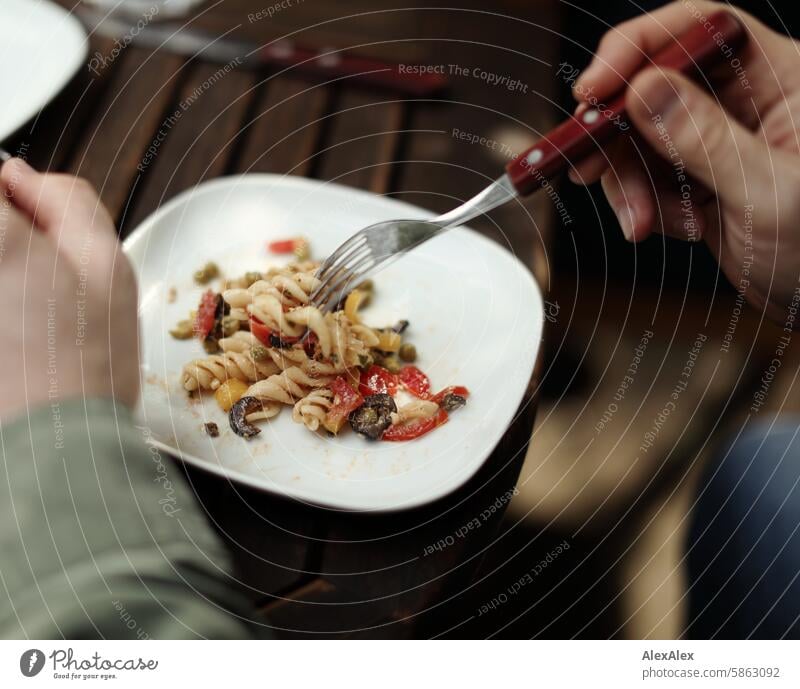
top-left (616, 205), bottom-right (636, 241)
top-left (5, 157), bottom-right (33, 178)
top-left (574, 65), bottom-right (598, 96)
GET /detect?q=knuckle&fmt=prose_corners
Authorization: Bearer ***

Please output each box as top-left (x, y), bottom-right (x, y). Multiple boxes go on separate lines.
top-left (54, 175), bottom-right (99, 204)
top-left (597, 29), bottom-right (621, 55)
top-left (615, 18), bottom-right (642, 44)
top-left (45, 174), bottom-right (99, 206)
top-left (72, 176), bottom-right (96, 196)
top-left (672, 94), bottom-right (728, 160)
top-left (694, 117), bottom-right (728, 160)
top-left (599, 17), bottom-right (652, 57)
top-left (46, 174), bottom-right (74, 195)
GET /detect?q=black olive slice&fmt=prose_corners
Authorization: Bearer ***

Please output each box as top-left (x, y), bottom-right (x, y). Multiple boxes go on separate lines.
top-left (349, 393), bottom-right (397, 440)
top-left (440, 393), bottom-right (467, 412)
top-left (230, 396), bottom-right (265, 438)
top-left (268, 332), bottom-right (296, 349)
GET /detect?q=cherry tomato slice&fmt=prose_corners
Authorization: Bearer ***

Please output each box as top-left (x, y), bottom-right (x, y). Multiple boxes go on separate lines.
top-left (431, 385), bottom-right (470, 405)
top-left (382, 408), bottom-right (448, 442)
top-left (267, 238), bottom-right (297, 254)
top-left (359, 365), bottom-right (398, 397)
top-left (398, 365), bottom-right (432, 399)
top-left (325, 376), bottom-right (364, 434)
top-left (195, 290), bottom-right (218, 339)
top-left (250, 315), bottom-right (304, 348)
top-left (249, 315), bottom-right (272, 346)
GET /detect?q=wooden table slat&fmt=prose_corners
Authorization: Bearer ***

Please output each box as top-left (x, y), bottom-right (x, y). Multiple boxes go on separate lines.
top-left (67, 47), bottom-right (186, 223)
top-left (317, 90), bottom-right (405, 193)
top-left (124, 60), bottom-right (259, 232)
top-left (233, 76), bottom-right (331, 177)
top-left (182, 466), bottom-right (321, 600)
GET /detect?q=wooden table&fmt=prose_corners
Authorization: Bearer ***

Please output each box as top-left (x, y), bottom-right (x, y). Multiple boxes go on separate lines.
top-left (20, 0), bottom-right (559, 638)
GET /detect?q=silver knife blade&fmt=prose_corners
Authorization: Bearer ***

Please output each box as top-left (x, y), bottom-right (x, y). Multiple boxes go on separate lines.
top-left (78, 8), bottom-right (255, 65)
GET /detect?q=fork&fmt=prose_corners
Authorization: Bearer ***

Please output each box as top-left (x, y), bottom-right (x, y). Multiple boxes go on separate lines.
top-left (310, 9), bottom-right (745, 313)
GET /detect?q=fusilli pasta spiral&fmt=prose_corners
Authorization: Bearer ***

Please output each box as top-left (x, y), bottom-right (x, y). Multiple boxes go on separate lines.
top-left (245, 366), bottom-right (332, 406)
top-left (182, 348), bottom-right (280, 391)
top-left (292, 388), bottom-right (334, 432)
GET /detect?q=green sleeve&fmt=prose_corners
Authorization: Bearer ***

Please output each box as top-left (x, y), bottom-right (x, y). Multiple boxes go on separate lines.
top-left (0, 398), bottom-right (271, 639)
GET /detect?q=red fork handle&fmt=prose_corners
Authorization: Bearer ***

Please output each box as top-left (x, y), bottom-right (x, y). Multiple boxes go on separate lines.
top-left (506, 10), bottom-right (747, 196)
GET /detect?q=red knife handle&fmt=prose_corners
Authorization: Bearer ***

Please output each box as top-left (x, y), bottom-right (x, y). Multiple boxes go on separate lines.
top-left (506, 10), bottom-right (746, 196)
top-left (258, 43), bottom-right (447, 96)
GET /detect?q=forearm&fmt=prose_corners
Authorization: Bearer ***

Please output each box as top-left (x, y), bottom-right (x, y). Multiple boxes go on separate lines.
top-left (0, 399), bottom-right (269, 639)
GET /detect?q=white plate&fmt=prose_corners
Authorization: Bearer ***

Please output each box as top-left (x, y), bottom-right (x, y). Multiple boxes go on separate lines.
top-left (0, 0), bottom-right (87, 142)
top-left (125, 175), bottom-right (543, 511)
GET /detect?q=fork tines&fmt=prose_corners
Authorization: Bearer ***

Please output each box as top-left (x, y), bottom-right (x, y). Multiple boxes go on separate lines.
top-left (310, 234), bottom-right (374, 313)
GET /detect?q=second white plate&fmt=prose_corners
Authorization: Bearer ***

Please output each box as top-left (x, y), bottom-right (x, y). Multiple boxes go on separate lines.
top-left (0, 0), bottom-right (87, 143)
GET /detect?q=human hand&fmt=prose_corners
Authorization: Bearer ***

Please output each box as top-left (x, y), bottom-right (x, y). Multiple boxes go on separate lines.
top-left (0, 159), bottom-right (139, 422)
top-left (571, 1), bottom-right (800, 321)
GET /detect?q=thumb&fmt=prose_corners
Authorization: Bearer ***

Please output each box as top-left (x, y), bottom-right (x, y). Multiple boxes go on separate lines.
top-left (625, 68), bottom-right (771, 210)
top-left (0, 159), bottom-right (118, 273)
top-left (1, 159), bottom-right (113, 236)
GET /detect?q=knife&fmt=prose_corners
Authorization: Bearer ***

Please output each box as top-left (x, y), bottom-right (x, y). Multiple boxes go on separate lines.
top-left (77, 8), bottom-right (448, 96)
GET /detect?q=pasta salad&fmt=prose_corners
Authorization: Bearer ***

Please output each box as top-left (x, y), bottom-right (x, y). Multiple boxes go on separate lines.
top-left (175, 249), bottom-right (468, 442)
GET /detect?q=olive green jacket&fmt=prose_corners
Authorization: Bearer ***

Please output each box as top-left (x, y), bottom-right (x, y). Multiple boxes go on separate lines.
top-left (0, 399), bottom-right (268, 639)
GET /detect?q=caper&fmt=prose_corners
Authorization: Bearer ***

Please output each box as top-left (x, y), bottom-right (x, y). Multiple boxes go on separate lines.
top-left (243, 271), bottom-right (262, 287)
top-left (221, 315), bottom-right (240, 337)
top-left (169, 319), bottom-right (194, 340)
top-left (358, 353), bottom-right (374, 369)
top-left (381, 354), bottom-right (401, 373)
top-left (251, 344), bottom-right (269, 361)
top-left (441, 393), bottom-right (467, 412)
top-left (398, 343), bottom-right (417, 362)
top-left (193, 261), bottom-right (220, 284)
top-left (202, 338), bottom-right (221, 354)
